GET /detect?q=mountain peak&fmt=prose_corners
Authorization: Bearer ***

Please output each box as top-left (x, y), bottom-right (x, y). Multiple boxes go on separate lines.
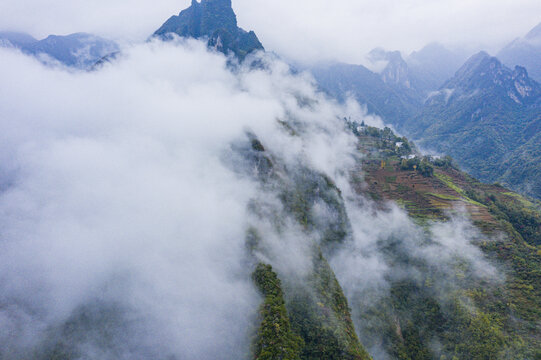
top-left (444, 51), bottom-right (540, 105)
top-left (0, 31), bottom-right (37, 47)
top-left (452, 51), bottom-right (491, 78)
top-left (0, 31), bottom-right (118, 69)
top-left (405, 43), bottom-right (468, 93)
top-left (466, 50), bottom-right (491, 64)
top-left (525, 22), bottom-right (541, 40)
top-left (153, 0), bottom-right (263, 60)
top-left (368, 48), bottom-right (412, 89)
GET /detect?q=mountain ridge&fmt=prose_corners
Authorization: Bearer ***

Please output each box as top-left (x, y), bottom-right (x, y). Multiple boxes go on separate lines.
top-left (0, 31), bottom-right (118, 69)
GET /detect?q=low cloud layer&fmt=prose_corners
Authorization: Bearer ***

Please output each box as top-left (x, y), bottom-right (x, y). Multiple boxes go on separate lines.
top-left (0, 38), bottom-right (372, 359)
top-left (0, 38), bottom-right (503, 359)
top-left (0, 40), bottom-right (270, 359)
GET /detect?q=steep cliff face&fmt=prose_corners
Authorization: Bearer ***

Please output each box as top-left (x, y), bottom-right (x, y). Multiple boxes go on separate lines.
top-left (237, 131), bottom-right (372, 360)
top-left (369, 49), bottom-right (413, 89)
top-left (153, 0), bottom-right (264, 60)
top-left (252, 264), bottom-right (304, 360)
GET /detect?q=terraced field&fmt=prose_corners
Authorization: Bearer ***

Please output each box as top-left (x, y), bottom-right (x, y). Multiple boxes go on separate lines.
top-left (348, 126), bottom-right (541, 359)
top-left (352, 128), bottom-right (539, 234)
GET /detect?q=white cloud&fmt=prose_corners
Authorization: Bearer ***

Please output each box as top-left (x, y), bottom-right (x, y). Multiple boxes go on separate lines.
top-left (0, 18), bottom-right (510, 358)
top-left (0, 40), bottom-right (267, 359)
top-left (0, 37), bottom-right (371, 358)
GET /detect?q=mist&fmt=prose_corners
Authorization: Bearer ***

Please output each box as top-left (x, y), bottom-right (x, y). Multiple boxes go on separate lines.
top-left (0, 34), bottom-right (506, 359)
top-left (0, 37), bottom-right (373, 358)
top-left (0, 40), bottom-right (273, 359)
top-left (329, 197), bottom-right (502, 358)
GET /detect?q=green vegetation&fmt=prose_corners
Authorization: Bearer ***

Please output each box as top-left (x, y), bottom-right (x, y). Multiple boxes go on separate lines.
top-left (286, 254), bottom-right (372, 360)
top-left (252, 264), bottom-right (304, 360)
top-left (352, 230), bottom-right (512, 360)
top-left (279, 169), bottom-right (351, 246)
top-left (426, 193), bottom-right (461, 201)
top-left (502, 192), bottom-right (535, 208)
top-left (353, 124), bottom-right (541, 359)
top-left (434, 172), bottom-right (486, 207)
top-left (479, 192), bottom-right (541, 246)
top-left (445, 304), bottom-right (505, 360)
top-left (433, 172), bottom-right (464, 195)
top-left (246, 133), bottom-right (371, 360)
top-left (400, 157), bottom-right (434, 177)
top-left (34, 302), bottom-right (131, 360)
top-left (432, 156), bottom-right (457, 170)
top-left (353, 237), bottom-right (535, 360)
top-left (353, 125), bottom-right (416, 159)
top-left (405, 53), bottom-right (541, 200)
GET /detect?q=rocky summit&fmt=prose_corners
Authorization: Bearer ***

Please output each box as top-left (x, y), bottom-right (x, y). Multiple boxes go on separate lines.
top-left (153, 0), bottom-right (264, 60)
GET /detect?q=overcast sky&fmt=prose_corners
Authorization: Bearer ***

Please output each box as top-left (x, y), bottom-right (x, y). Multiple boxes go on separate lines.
top-left (1, 0), bottom-right (540, 63)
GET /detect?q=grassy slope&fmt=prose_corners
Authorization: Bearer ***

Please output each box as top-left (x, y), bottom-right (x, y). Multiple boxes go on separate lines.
top-left (252, 263), bottom-right (304, 360)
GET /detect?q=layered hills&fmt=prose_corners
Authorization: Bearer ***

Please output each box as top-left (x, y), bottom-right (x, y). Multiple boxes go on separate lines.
top-left (310, 24), bottom-right (541, 200)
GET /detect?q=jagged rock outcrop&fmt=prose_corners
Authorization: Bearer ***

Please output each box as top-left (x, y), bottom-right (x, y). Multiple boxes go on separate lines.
top-left (443, 51), bottom-right (540, 105)
top-left (153, 0), bottom-right (264, 60)
top-left (368, 48), bottom-right (412, 89)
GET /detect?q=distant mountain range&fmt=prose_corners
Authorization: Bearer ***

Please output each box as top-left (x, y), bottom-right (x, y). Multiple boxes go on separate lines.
top-left (0, 0), bottom-right (264, 68)
top-left (407, 43), bottom-right (470, 94)
top-left (310, 43), bottom-right (467, 129)
top-left (311, 62), bottom-right (422, 128)
top-left (366, 44), bottom-right (469, 96)
top-left (310, 22), bottom-right (541, 199)
top-left (0, 32), bottom-right (118, 69)
top-left (1, 8), bottom-right (539, 200)
top-left (368, 48), bottom-right (414, 90)
top-left (0, 31), bottom-right (37, 47)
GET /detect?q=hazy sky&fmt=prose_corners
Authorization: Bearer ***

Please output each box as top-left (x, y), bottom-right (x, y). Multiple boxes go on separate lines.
top-left (1, 0), bottom-right (540, 62)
